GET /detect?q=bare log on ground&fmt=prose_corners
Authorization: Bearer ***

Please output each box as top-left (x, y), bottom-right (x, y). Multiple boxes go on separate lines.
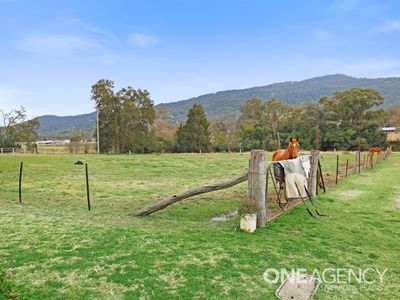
top-left (130, 172), bottom-right (248, 216)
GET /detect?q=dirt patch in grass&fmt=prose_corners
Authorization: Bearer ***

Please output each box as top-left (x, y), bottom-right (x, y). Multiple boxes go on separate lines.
top-left (159, 270), bottom-right (187, 291)
top-left (338, 190), bottom-right (364, 199)
top-left (394, 193), bottom-right (400, 209)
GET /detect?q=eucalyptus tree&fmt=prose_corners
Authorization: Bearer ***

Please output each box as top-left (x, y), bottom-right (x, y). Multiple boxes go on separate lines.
top-left (91, 79), bottom-right (156, 153)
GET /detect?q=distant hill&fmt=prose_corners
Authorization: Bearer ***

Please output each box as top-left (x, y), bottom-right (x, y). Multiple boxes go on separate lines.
top-left (38, 112), bottom-right (96, 139)
top-left (158, 74), bottom-right (400, 123)
top-left (37, 74), bottom-right (400, 137)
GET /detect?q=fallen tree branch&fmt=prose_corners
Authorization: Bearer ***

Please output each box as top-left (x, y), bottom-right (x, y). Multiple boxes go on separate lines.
top-left (130, 172), bottom-right (248, 216)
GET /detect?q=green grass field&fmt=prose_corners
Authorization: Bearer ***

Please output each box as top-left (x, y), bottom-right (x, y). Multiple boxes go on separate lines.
top-left (0, 152), bottom-right (399, 299)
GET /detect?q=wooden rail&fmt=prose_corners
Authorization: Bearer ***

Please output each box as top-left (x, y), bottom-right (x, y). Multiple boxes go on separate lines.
top-left (130, 172), bottom-right (249, 216)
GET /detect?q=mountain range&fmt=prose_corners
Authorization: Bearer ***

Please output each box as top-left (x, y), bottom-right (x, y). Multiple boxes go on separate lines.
top-left (37, 74), bottom-right (400, 138)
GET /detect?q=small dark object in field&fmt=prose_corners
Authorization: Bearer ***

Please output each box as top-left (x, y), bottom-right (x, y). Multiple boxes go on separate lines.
top-left (74, 160), bottom-right (84, 165)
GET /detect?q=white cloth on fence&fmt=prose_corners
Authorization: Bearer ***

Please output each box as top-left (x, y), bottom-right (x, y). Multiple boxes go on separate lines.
top-left (285, 173), bottom-right (308, 198)
top-left (278, 156), bottom-right (311, 199)
top-left (300, 156), bottom-right (311, 179)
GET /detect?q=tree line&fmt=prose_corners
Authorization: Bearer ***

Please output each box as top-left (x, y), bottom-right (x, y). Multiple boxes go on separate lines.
top-left (0, 107), bottom-right (39, 150)
top-left (0, 80), bottom-right (391, 153)
top-left (92, 79), bottom-right (390, 153)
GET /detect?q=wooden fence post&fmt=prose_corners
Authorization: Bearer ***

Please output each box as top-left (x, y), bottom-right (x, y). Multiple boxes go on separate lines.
top-left (335, 155), bottom-right (339, 185)
top-left (248, 150), bottom-right (266, 227)
top-left (309, 150), bottom-right (319, 197)
top-left (353, 151), bottom-right (359, 173)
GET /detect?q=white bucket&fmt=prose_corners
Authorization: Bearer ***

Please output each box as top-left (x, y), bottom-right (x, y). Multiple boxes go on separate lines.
top-left (240, 213), bottom-right (257, 233)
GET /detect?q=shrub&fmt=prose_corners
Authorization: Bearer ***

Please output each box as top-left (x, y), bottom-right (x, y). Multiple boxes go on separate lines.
top-left (238, 200), bottom-right (259, 215)
top-left (0, 269), bottom-right (19, 300)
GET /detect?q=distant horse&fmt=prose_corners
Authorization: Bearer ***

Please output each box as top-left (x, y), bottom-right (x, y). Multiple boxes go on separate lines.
top-left (272, 137), bottom-right (300, 161)
top-left (369, 147), bottom-right (382, 154)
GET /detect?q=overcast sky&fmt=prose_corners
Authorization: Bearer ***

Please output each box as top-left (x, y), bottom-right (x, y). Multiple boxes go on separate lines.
top-left (1, 0), bottom-right (400, 117)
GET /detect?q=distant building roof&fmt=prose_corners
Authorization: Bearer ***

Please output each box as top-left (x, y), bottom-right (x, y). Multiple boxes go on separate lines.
top-left (382, 127), bottom-right (397, 132)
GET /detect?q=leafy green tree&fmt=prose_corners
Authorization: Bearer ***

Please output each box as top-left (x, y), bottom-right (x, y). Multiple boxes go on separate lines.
top-left (321, 126), bottom-right (356, 150)
top-left (13, 118), bottom-right (39, 150)
top-left (236, 98), bottom-right (288, 151)
top-left (237, 98), bottom-right (264, 127)
top-left (68, 131), bottom-right (83, 153)
top-left (91, 79), bottom-right (156, 153)
top-left (1, 107), bottom-right (27, 144)
top-left (176, 104), bottom-right (211, 152)
top-left (233, 88), bottom-right (387, 151)
top-left (354, 137), bottom-right (368, 150)
top-left (236, 98), bottom-right (267, 150)
top-left (151, 108), bottom-right (177, 152)
top-left (357, 124), bottom-right (387, 148)
top-left (91, 79), bottom-right (120, 152)
top-left (210, 120), bottom-right (237, 152)
top-left (318, 88), bottom-right (386, 150)
top-left (118, 87), bottom-right (156, 153)
top-left (264, 98), bottom-right (291, 147)
top-left (0, 107), bottom-right (39, 149)
top-left (320, 88), bottom-right (384, 126)
top-left (279, 103), bottom-right (326, 150)
top-left (388, 104), bottom-right (400, 127)
top-left (175, 123), bottom-right (186, 152)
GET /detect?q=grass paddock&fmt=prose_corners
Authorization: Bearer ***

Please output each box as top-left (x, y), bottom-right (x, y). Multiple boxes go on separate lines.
top-left (0, 152), bottom-right (399, 299)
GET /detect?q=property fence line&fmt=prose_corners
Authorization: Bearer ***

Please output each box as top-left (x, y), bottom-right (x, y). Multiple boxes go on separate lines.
top-left (131, 150), bottom-right (322, 228)
top-left (10, 147), bottom-right (393, 229)
top-left (0, 147), bottom-right (15, 154)
top-left (335, 147), bottom-right (392, 186)
top-left (0, 148), bottom-right (38, 154)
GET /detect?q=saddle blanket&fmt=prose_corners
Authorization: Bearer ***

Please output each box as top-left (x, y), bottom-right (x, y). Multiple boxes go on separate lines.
top-left (273, 156), bottom-right (311, 199)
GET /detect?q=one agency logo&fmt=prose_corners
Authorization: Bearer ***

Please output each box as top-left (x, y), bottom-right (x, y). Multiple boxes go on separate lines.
top-left (263, 267), bottom-right (388, 285)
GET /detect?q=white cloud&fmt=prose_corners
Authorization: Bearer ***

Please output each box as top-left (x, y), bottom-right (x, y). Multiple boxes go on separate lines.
top-left (330, 0), bottom-right (360, 13)
top-left (129, 33), bottom-right (158, 47)
top-left (316, 30), bottom-right (333, 39)
top-left (15, 33), bottom-right (103, 56)
top-left (13, 29), bottom-right (120, 64)
top-left (286, 54), bottom-right (400, 79)
top-left (69, 18), bottom-right (116, 41)
top-left (311, 57), bottom-right (400, 76)
top-left (0, 86), bottom-right (33, 101)
top-left (0, 86), bottom-right (34, 112)
top-left (341, 59), bottom-right (400, 73)
top-left (376, 20), bottom-right (400, 32)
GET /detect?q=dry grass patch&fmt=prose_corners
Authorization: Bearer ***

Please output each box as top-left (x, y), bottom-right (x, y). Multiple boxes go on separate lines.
top-left (393, 192), bottom-right (400, 209)
top-left (338, 190), bottom-right (365, 199)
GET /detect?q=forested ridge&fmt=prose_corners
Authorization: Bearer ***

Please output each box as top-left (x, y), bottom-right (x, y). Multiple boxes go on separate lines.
top-left (36, 74), bottom-right (400, 139)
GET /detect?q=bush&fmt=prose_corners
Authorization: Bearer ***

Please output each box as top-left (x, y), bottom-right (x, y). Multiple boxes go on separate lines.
top-left (238, 200), bottom-right (259, 215)
top-left (0, 269), bottom-right (19, 300)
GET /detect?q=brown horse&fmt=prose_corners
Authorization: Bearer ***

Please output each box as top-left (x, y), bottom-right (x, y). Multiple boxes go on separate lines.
top-left (369, 147), bottom-right (382, 154)
top-left (272, 137), bottom-right (300, 161)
